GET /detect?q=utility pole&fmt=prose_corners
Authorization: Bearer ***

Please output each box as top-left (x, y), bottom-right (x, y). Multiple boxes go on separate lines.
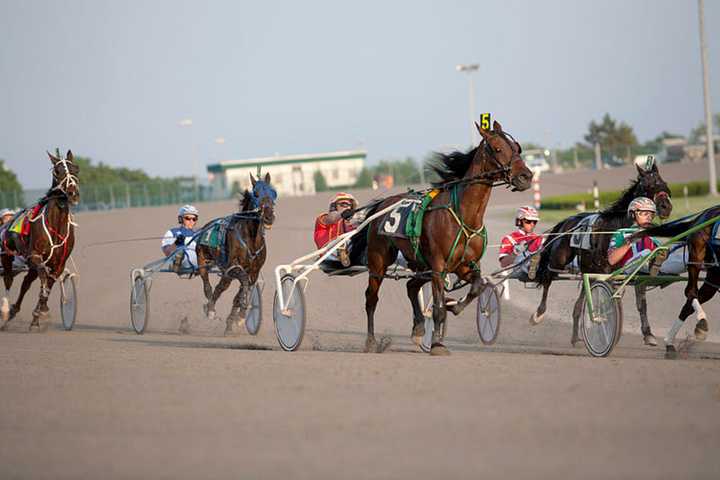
top-left (594, 142), bottom-right (602, 171)
top-left (456, 64), bottom-right (480, 146)
top-left (699, 0), bottom-right (717, 195)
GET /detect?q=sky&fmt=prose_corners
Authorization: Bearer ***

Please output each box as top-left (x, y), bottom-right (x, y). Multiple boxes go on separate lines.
top-left (1, 0), bottom-right (719, 189)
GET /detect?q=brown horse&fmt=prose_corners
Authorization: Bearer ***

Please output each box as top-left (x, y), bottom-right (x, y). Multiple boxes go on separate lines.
top-left (350, 121), bottom-right (532, 355)
top-left (1, 150), bottom-right (79, 331)
top-left (629, 205), bottom-right (720, 357)
top-left (196, 173), bottom-right (276, 335)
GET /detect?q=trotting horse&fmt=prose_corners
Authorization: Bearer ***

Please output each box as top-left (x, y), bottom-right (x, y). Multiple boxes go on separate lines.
top-left (350, 121), bottom-right (533, 355)
top-left (532, 161), bottom-right (672, 346)
top-left (629, 205), bottom-right (720, 357)
top-left (1, 150), bottom-right (80, 331)
top-left (196, 173), bottom-right (276, 335)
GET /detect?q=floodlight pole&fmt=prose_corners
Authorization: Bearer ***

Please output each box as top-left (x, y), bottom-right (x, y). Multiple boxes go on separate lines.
top-left (699, 0), bottom-right (717, 196)
top-left (456, 64), bottom-right (480, 146)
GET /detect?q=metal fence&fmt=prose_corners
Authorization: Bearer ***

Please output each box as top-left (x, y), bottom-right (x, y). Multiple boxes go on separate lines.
top-left (0, 182), bottom-right (231, 212)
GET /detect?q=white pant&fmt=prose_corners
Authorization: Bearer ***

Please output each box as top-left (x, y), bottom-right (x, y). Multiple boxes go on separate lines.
top-left (621, 245), bottom-right (687, 275)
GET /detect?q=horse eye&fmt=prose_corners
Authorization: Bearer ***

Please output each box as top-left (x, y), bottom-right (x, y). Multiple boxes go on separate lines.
top-left (495, 148), bottom-right (501, 153)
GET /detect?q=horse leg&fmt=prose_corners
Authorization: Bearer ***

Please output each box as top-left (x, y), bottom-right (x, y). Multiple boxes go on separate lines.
top-left (447, 270), bottom-right (484, 316)
top-left (1, 254), bottom-right (14, 324)
top-left (406, 277), bottom-right (427, 347)
top-left (665, 264), bottom-right (702, 358)
top-left (530, 280), bottom-right (551, 325)
top-left (197, 259), bottom-right (216, 320)
top-left (693, 266), bottom-right (720, 341)
top-left (1, 268), bottom-right (38, 331)
top-left (571, 292), bottom-right (584, 346)
top-left (429, 271), bottom-right (450, 356)
top-left (30, 263), bottom-right (54, 332)
top-left (634, 284), bottom-right (657, 346)
top-left (225, 279), bottom-right (250, 335)
top-left (364, 272), bottom-right (385, 353)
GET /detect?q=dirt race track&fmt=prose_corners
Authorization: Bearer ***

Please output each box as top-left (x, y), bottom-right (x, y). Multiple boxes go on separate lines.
top-left (1, 163), bottom-right (720, 479)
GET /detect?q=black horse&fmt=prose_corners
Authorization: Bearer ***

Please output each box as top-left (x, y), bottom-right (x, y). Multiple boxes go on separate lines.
top-left (196, 173), bottom-right (276, 335)
top-left (532, 161), bottom-right (672, 346)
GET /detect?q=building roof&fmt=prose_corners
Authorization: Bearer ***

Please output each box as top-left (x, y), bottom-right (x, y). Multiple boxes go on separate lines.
top-left (207, 149), bottom-right (367, 173)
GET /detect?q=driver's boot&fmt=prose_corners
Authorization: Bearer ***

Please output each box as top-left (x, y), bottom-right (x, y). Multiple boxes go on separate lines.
top-left (172, 251), bottom-right (184, 273)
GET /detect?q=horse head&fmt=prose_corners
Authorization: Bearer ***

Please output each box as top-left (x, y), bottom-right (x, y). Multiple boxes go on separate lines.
top-left (475, 120), bottom-right (533, 191)
top-left (48, 149), bottom-right (80, 206)
top-left (249, 172), bottom-right (277, 228)
top-left (634, 159), bottom-right (672, 219)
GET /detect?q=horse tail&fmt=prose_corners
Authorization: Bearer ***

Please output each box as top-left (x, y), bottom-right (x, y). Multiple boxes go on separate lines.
top-left (534, 219), bottom-right (568, 284)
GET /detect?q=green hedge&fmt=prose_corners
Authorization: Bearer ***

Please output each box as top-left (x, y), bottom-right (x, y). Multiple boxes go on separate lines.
top-left (541, 180), bottom-right (719, 210)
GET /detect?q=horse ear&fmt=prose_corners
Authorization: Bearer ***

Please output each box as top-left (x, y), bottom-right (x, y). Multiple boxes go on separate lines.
top-left (492, 120), bottom-right (503, 133)
top-left (66, 150), bottom-right (73, 161)
top-left (47, 151), bottom-right (59, 164)
top-left (249, 173), bottom-right (257, 187)
top-left (264, 172), bottom-right (271, 183)
top-left (636, 163), bottom-right (647, 176)
top-left (474, 122), bottom-right (492, 141)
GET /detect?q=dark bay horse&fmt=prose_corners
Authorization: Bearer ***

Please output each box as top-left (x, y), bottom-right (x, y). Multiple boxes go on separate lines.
top-left (629, 205), bottom-right (720, 357)
top-left (351, 121), bottom-right (533, 355)
top-left (532, 161), bottom-right (672, 346)
top-left (1, 150), bottom-right (80, 331)
top-left (196, 173), bottom-right (276, 335)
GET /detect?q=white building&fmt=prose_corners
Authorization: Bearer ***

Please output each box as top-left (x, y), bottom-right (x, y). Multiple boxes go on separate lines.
top-left (207, 150), bottom-right (366, 197)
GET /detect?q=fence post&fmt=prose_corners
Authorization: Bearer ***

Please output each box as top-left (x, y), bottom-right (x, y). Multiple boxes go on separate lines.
top-left (593, 180), bottom-right (600, 210)
top-left (125, 184), bottom-right (131, 208)
top-left (683, 185), bottom-right (689, 212)
top-left (532, 170), bottom-right (541, 209)
top-left (109, 184), bottom-right (115, 209)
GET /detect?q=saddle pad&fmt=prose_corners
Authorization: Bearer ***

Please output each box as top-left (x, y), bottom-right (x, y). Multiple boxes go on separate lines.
top-left (198, 218), bottom-right (228, 250)
top-left (711, 221), bottom-right (720, 247)
top-left (377, 197), bottom-right (423, 239)
top-left (569, 213), bottom-right (600, 250)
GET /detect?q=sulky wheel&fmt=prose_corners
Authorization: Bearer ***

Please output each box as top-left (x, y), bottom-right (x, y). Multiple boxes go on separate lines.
top-left (130, 275), bottom-right (150, 335)
top-left (245, 282), bottom-right (263, 335)
top-left (273, 274), bottom-right (306, 352)
top-left (60, 274), bottom-right (78, 331)
top-left (580, 281), bottom-right (622, 357)
top-left (476, 284), bottom-right (501, 345)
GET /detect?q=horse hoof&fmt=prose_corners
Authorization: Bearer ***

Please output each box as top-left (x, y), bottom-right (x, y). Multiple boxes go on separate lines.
top-left (378, 336), bottom-right (392, 353)
top-left (364, 337), bottom-right (377, 353)
top-left (0, 322), bottom-right (7, 332)
top-left (665, 345), bottom-right (678, 360)
top-left (571, 336), bottom-right (583, 347)
top-left (430, 343), bottom-right (450, 356)
top-left (529, 312), bottom-right (544, 326)
top-left (695, 319), bottom-right (708, 342)
top-left (412, 335), bottom-right (423, 347)
top-left (643, 334), bottom-right (658, 347)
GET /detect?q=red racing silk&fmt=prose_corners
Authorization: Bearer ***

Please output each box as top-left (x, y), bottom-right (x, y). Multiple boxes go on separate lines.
top-left (498, 229), bottom-right (544, 259)
top-left (314, 213), bottom-right (355, 249)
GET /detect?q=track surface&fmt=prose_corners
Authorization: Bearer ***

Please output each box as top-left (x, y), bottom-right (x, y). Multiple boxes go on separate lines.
top-left (2, 164), bottom-right (720, 479)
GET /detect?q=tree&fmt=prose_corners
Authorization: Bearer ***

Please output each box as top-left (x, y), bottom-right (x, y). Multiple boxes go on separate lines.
top-left (583, 113), bottom-right (638, 162)
top-left (354, 168), bottom-right (373, 188)
top-left (0, 160), bottom-right (22, 193)
top-left (313, 170), bottom-right (328, 192)
top-left (689, 112), bottom-right (720, 144)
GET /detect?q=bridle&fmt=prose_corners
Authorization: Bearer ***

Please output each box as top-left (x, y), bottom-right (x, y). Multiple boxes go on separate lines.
top-left (439, 130), bottom-right (525, 191)
top-left (49, 156), bottom-right (79, 197)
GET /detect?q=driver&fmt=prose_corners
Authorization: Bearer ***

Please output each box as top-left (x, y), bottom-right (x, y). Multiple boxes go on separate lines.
top-left (608, 197), bottom-right (685, 274)
top-left (162, 205), bottom-right (199, 273)
top-left (314, 192), bottom-right (358, 267)
top-left (0, 209), bottom-right (15, 226)
top-left (498, 206), bottom-right (544, 280)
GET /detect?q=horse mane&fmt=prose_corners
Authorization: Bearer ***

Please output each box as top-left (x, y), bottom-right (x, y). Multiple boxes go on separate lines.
top-left (598, 177), bottom-right (641, 223)
top-left (239, 190), bottom-right (254, 212)
top-left (428, 146), bottom-right (480, 184)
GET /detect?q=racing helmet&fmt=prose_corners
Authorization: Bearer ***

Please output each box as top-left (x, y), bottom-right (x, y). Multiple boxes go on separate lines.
top-left (0, 208), bottom-right (14, 218)
top-left (515, 205), bottom-right (540, 226)
top-left (330, 192), bottom-right (357, 210)
top-left (177, 204), bottom-right (199, 223)
top-left (627, 197), bottom-right (656, 218)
